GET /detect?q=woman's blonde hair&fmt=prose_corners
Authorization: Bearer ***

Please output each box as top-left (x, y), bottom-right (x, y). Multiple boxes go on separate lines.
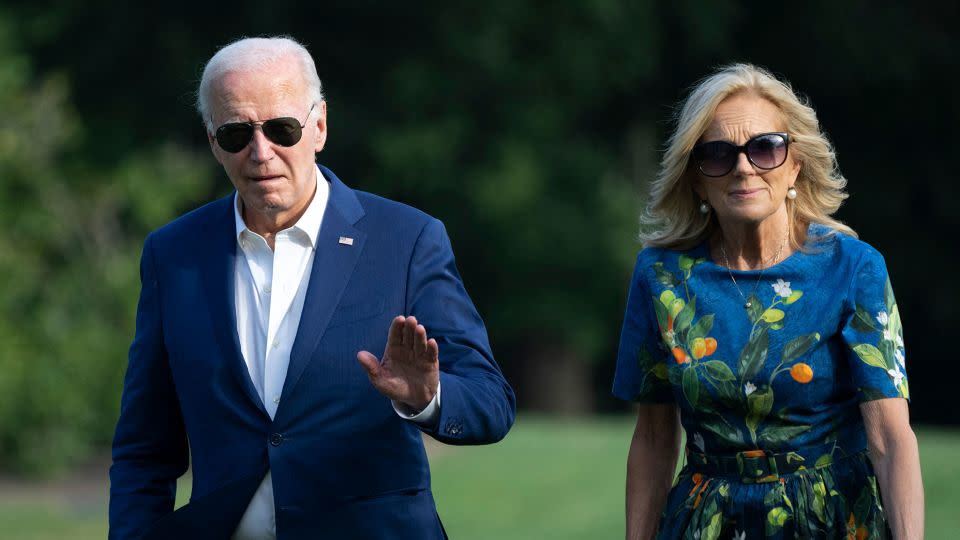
top-left (640, 63), bottom-right (856, 250)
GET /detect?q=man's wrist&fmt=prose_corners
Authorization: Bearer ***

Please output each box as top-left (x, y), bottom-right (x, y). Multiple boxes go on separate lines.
top-left (392, 382), bottom-right (441, 425)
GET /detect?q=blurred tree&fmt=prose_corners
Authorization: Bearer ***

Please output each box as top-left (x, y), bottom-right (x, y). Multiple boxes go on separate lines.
top-left (360, 2), bottom-right (666, 411)
top-left (0, 16), bottom-right (211, 474)
top-left (0, 1), bottom-right (955, 476)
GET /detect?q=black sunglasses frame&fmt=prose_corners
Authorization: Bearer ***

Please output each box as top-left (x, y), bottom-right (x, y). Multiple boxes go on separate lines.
top-left (691, 132), bottom-right (791, 178)
top-left (214, 104), bottom-right (316, 153)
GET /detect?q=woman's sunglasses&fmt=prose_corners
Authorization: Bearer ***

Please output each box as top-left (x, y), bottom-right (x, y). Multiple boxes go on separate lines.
top-left (214, 104), bottom-right (315, 153)
top-left (691, 132), bottom-right (790, 177)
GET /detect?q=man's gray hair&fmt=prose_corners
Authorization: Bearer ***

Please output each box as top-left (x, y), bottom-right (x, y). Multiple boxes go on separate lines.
top-left (196, 36), bottom-right (324, 131)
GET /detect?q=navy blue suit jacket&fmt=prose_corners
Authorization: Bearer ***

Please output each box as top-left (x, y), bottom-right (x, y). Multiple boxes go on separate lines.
top-left (109, 166), bottom-right (516, 539)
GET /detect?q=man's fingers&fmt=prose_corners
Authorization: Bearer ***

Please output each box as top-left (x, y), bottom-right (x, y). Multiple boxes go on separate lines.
top-left (426, 338), bottom-right (439, 363)
top-left (413, 324), bottom-right (428, 358)
top-left (356, 351), bottom-right (381, 378)
top-left (402, 316), bottom-right (418, 346)
top-left (386, 316), bottom-right (405, 346)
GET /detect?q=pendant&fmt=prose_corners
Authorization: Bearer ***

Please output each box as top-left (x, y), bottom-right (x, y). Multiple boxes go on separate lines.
top-left (745, 301), bottom-right (752, 309)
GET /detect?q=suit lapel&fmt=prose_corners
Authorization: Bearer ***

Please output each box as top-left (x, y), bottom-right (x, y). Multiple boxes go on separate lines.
top-left (281, 168), bottom-right (367, 400)
top-left (201, 196), bottom-right (268, 416)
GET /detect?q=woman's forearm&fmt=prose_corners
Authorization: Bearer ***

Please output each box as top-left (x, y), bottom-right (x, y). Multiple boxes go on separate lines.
top-left (871, 429), bottom-right (924, 539)
top-left (626, 404), bottom-right (681, 540)
top-left (862, 399), bottom-right (924, 540)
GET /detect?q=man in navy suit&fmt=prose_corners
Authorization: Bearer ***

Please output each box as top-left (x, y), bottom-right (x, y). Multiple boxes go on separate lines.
top-left (108, 36), bottom-right (516, 539)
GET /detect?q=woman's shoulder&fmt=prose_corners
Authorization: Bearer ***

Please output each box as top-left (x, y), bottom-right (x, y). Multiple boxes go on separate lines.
top-left (805, 224), bottom-right (886, 282)
top-left (805, 223), bottom-right (887, 272)
top-left (636, 242), bottom-right (707, 265)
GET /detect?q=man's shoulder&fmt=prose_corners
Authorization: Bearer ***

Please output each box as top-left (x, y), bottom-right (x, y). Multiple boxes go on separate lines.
top-left (149, 194), bottom-right (233, 244)
top-left (353, 188), bottom-right (435, 227)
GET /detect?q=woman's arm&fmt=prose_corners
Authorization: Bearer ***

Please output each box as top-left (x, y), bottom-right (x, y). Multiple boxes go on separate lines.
top-left (860, 398), bottom-right (924, 539)
top-left (626, 403), bottom-right (682, 540)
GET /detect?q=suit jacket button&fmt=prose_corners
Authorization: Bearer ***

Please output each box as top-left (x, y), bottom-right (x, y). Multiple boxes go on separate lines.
top-left (269, 433), bottom-right (284, 446)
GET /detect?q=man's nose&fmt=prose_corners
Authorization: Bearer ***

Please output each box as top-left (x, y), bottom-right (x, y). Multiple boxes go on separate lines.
top-left (247, 128), bottom-right (276, 162)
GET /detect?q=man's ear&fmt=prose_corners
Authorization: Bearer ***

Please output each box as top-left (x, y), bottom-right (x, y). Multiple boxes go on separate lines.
top-left (208, 130), bottom-right (224, 165)
top-left (313, 101), bottom-right (328, 153)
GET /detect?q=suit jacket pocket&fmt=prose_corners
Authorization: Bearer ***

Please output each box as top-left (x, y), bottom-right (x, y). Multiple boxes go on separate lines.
top-left (326, 295), bottom-right (385, 329)
top-left (334, 488), bottom-right (444, 540)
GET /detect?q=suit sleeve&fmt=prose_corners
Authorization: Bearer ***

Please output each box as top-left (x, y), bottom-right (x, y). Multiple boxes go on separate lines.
top-left (405, 218), bottom-right (516, 444)
top-left (109, 233), bottom-right (190, 539)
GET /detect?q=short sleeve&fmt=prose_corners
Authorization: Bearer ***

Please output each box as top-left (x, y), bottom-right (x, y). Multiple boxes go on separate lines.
top-left (841, 248), bottom-right (909, 402)
top-left (612, 252), bottom-right (675, 403)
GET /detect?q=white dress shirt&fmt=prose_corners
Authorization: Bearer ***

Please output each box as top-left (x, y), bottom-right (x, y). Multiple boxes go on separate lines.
top-left (231, 166), bottom-right (440, 540)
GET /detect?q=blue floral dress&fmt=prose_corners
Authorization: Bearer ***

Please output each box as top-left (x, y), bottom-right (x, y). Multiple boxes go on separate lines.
top-left (613, 225), bottom-right (908, 539)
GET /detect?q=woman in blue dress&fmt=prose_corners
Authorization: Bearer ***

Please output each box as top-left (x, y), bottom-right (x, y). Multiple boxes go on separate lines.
top-left (613, 64), bottom-right (923, 539)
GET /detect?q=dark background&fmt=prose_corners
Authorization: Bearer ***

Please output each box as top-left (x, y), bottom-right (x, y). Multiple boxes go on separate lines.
top-left (0, 1), bottom-right (955, 474)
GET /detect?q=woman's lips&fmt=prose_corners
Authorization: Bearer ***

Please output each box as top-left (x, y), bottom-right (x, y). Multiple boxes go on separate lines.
top-left (729, 188), bottom-right (763, 199)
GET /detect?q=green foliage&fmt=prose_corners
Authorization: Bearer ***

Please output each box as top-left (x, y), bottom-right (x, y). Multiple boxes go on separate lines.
top-left (362, 3), bottom-right (663, 360)
top-left (0, 21), bottom-right (211, 474)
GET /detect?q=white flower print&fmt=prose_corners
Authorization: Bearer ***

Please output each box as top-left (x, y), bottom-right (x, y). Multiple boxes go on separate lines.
top-left (666, 330), bottom-right (676, 346)
top-left (744, 382), bottom-right (757, 396)
top-left (895, 348), bottom-right (906, 368)
top-left (772, 279), bottom-right (792, 298)
top-left (896, 334), bottom-right (904, 348)
top-left (693, 530), bottom-right (700, 540)
top-left (882, 329), bottom-right (893, 342)
top-left (693, 432), bottom-right (705, 452)
top-left (876, 311), bottom-right (889, 325)
top-left (733, 531), bottom-right (746, 540)
top-left (887, 367), bottom-right (904, 387)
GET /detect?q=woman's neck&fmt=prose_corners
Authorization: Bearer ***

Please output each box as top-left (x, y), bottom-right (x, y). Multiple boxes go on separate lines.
top-left (713, 211), bottom-right (794, 270)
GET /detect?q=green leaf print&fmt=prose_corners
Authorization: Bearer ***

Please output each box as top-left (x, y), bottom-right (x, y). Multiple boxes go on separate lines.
top-left (884, 277), bottom-right (895, 311)
top-left (687, 313), bottom-right (715, 344)
top-left (814, 454), bottom-right (834, 468)
top-left (660, 289), bottom-right (676, 307)
top-left (699, 414), bottom-right (744, 446)
top-left (853, 483), bottom-right (875, 529)
top-left (653, 262), bottom-right (680, 288)
top-left (714, 380), bottom-right (740, 405)
top-left (812, 478), bottom-right (828, 524)
top-left (678, 254), bottom-right (694, 272)
top-left (766, 507), bottom-right (790, 535)
top-left (889, 303), bottom-right (903, 345)
top-left (651, 362), bottom-right (668, 380)
top-left (761, 308), bottom-right (785, 323)
top-left (674, 297), bottom-right (696, 337)
top-left (702, 360), bottom-right (735, 382)
top-left (853, 343), bottom-right (888, 369)
top-left (783, 290), bottom-right (803, 304)
top-left (668, 365), bottom-right (682, 386)
top-left (782, 333), bottom-right (821, 362)
top-left (682, 366), bottom-right (700, 407)
top-left (746, 387), bottom-right (774, 438)
top-left (701, 511), bottom-right (723, 540)
top-left (652, 296), bottom-right (669, 336)
top-left (758, 425), bottom-right (812, 447)
top-left (739, 326), bottom-right (769, 383)
top-left (746, 294), bottom-right (763, 323)
top-left (851, 305), bottom-right (878, 333)
top-left (763, 485), bottom-right (784, 507)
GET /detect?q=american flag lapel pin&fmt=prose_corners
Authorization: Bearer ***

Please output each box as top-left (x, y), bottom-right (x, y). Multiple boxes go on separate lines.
top-left (338, 236), bottom-right (354, 246)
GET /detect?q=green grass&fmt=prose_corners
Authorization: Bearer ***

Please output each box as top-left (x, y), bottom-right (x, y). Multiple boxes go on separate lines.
top-left (1, 417), bottom-right (957, 539)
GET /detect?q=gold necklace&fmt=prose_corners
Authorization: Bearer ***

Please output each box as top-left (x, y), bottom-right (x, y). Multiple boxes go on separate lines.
top-left (720, 238), bottom-right (786, 309)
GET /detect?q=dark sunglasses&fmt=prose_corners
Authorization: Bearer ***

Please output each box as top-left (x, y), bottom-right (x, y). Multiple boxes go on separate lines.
top-left (691, 132), bottom-right (791, 177)
top-left (214, 104), bottom-right (315, 153)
